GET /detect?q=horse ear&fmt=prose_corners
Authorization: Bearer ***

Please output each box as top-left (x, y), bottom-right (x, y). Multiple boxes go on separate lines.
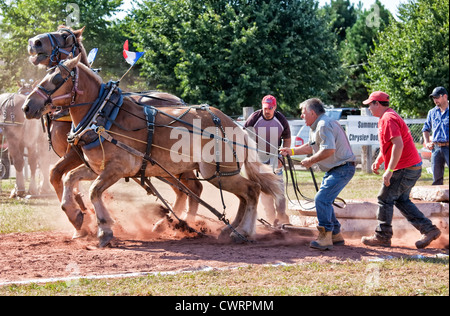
top-left (65, 53), bottom-right (82, 68)
top-left (75, 53), bottom-right (82, 63)
top-left (74, 26), bottom-right (86, 38)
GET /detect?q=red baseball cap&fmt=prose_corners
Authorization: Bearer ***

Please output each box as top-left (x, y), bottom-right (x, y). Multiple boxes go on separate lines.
top-left (262, 95), bottom-right (277, 107)
top-left (363, 91), bottom-right (390, 105)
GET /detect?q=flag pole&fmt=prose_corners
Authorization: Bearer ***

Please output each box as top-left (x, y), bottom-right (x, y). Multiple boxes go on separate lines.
top-left (120, 40), bottom-right (144, 83)
top-left (119, 64), bottom-right (135, 82)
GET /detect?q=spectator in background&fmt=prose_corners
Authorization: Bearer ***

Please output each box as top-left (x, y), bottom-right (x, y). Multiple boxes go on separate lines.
top-left (361, 91), bottom-right (441, 249)
top-left (423, 86), bottom-right (449, 185)
top-left (245, 95), bottom-right (291, 225)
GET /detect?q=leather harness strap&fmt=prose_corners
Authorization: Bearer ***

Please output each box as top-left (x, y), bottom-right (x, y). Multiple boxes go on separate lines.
top-left (140, 106), bottom-right (157, 185)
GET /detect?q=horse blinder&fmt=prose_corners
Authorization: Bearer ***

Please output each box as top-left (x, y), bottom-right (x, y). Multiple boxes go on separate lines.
top-left (34, 64), bottom-right (77, 108)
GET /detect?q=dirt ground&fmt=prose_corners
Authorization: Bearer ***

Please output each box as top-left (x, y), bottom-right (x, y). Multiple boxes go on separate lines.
top-left (0, 179), bottom-right (448, 284)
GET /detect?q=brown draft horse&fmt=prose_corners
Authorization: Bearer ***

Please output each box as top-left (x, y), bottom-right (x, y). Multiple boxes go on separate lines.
top-left (28, 27), bottom-right (203, 238)
top-left (22, 55), bottom-right (283, 247)
top-left (0, 82), bottom-right (54, 197)
top-left (28, 26), bottom-right (89, 67)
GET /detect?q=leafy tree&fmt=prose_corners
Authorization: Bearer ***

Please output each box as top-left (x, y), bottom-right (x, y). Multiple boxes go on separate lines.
top-left (0, 0), bottom-right (123, 92)
top-left (365, 0), bottom-right (449, 117)
top-left (128, 0), bottom-right (342, 116)
top-left (322, 0), bottom-right (358, 43)
top-left (337, 0), bottom-right (392, 105)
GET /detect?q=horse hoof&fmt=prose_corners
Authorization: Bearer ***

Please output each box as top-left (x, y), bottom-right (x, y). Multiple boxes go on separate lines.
top-left (72, 229), bottom-right (88, 239)
top-left (67, 211), bottom-right (85, 231)
top-left (217, 229), bottom-right (232, 242)
top-left (152, 218), bottom-right (168, 233)
top-left (98, 231), bottom-right (114, 248)
top-left (230, 231), bottom-right (249, 244)
top-left (10, 189), bottom-right (26, 199)
top-left (276, 214), bottom-right (291, 225)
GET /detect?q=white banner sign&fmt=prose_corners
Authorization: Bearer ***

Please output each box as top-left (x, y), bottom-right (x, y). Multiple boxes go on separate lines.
top-left (347, 116), bottom-right (379, 145)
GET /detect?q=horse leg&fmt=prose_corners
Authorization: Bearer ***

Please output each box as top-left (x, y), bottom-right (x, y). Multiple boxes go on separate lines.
top-left (26, 147), bottom-right (38, 196)
top-left (180, 172), bottom-right (203, 223)
top-left (232, 180), bottom-right (260, 241)
top-left (260, 192), bottom-right (277, 224)
top-left (36, 145), bottom-right (54, 195)
top-left (11, 170), bottom-right (26, 198)
top-left (207, 174), bottom-right (261, 241)
top-left (152, 171), bottom-right (202, 232)
top-left (62, 165), bottom-right (97, 238)
top-left (8, 146), bottom-right (26, 198)
top-left (89, 170), bottom-right (123, 248)
top-left (218, 195), bottom-right (247, 242)
top-left (50, 149), bottom-right (83, 201)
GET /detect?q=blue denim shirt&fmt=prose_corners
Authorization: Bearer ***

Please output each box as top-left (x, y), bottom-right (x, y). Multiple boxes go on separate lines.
top-left (422, 106), bottom-right (449, 143)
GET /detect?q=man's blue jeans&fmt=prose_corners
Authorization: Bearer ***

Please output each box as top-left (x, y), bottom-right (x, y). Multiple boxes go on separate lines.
top-left (315, 163), bottom-right (356, 234)
top-left (375, 167), bottom-right (437, 239)
top-left (431, 145), bottom-right (449, 185)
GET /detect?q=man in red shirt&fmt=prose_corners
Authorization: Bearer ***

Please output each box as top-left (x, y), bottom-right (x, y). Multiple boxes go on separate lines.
top-left (361, 91), bottom-right (441, 249)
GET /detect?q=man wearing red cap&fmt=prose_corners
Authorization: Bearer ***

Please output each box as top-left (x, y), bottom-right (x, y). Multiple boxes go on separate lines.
top-left (245, 95), bottom-right (291, 224)
top-left (361, 91), bottom-right (441, 249)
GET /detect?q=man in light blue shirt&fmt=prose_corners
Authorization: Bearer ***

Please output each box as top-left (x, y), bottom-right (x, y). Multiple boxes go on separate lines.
top-left (423, 86), bottom-right (449, 185)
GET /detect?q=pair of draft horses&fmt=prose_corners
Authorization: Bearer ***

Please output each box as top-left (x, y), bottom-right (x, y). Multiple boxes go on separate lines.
top-left (23, 27), bottom-right (284, 247)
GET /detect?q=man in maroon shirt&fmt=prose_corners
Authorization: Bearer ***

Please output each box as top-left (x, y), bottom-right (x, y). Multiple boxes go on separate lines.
top-left (361, 91), bottom-right (441, 249)
top-left (245, 95), bottom-right (291, 224)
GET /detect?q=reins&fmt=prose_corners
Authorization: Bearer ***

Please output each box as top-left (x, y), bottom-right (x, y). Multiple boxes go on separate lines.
top-left (284, 155), bottom-right (347, 210)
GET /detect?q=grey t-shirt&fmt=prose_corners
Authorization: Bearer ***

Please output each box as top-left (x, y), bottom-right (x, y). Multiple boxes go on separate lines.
top-left (309, 114), bottom-right (356, 172)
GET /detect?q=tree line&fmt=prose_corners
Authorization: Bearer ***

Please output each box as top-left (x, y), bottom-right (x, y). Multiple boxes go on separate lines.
top-left (0, 0), bottom-right (448, 117)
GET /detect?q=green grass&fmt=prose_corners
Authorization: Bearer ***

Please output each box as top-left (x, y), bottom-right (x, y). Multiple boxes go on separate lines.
top-left (1, 258), bottom-right (448, 296)
top-left (0, 179), bottom-right (62, 234)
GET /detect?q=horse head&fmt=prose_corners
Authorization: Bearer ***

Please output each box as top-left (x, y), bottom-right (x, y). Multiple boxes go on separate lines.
top-left (17, 79), bottom-right (35, 95)
top-left (28, 26), bottom-right (87, 68)
top-left (23, 54), bottom-right (83, 120)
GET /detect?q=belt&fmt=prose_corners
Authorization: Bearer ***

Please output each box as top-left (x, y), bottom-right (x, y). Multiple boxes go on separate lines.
top-left (403, 162), bottom-right (423, 171)
top-left (406, 166), bottom-right (422, 170)
top-left (329, 161), bottom-right (356, 173)
top-left (434, 142), bottom-right (449, 147)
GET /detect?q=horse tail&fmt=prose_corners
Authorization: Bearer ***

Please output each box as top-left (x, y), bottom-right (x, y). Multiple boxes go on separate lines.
top-left (243, 160), bottom-right (284, 202)
top-left (242, 130), bottom-right (284, 203)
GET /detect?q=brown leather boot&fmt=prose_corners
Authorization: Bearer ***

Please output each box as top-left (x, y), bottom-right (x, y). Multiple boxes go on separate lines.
top-left (361, 234), bottom-right (391, 247)
top-left (416, 228), bottom-right (441, 249)
top-left (310, 226), bottom-right (333, 250)
top-left (332, 232), bottom-right (345, 246)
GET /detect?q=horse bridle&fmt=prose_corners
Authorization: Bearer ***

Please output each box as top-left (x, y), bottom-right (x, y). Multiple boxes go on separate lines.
top-left (46, 28), bottom-right (80, 67)
top-left (33, 62), bottom-right (83, 108)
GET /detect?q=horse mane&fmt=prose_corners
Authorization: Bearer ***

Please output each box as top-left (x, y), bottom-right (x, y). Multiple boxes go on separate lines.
top-left (58, 25), bottom-right (77, 33)
top-left (77, 62), bottom-right (103, 86)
